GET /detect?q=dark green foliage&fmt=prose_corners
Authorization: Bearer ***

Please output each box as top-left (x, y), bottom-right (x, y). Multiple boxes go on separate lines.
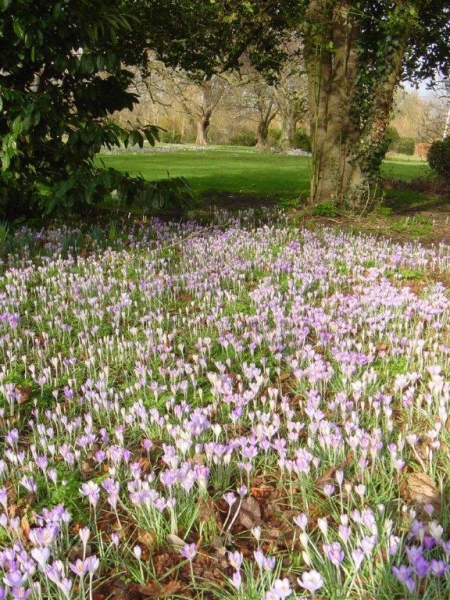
top-left (0, 0), bottom-right (162, 216)
top-left (137, 176), bottom-right (194, 212)
top-left (159, 131), bottom-right (183, 144)
top-left (427, 137), bottom-right (450, 183)
top-left (386, 126), bottom-right (401, 151)
top-left (96, 169), bottom-right (194, 213)
top-left (395, 138), bottom-right (416, 156)
top-left (294, 130), bottom-right (311, 152)
top-left (229, 133), bottom-right (258, 147)
top-left (140, 1), bottom-right (298, 82)
top-left (269, 129), bottom-right (282, 145)
top-left (268, 129), bottom-right (311, 151)
top-left (313, 202), bottom-right (340, 217)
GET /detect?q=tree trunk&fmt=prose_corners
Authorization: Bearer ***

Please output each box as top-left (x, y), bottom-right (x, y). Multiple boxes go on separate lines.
top-left (255, 98), bottom-right (277, 150)
top-left (195, 115), bottom-right (210, 145)
top-left (303, 0), bottom-right (412, 212)
top-left (304, 1), bottom-right (364, 208)
top-left (256, 121), bottom-right (269, 149)
top-left (279, 112), bottom-right (297, 151)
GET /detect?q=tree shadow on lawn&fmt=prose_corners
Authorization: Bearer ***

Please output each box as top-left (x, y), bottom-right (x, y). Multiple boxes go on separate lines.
top-left (200, 190), bottom-right (281, 211)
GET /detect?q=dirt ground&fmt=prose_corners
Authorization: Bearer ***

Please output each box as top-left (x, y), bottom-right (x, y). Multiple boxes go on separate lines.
top-left (201, 191), bottom-right (450, 247)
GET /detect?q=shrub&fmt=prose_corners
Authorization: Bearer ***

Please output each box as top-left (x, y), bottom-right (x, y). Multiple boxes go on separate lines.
top-left (269, 128), bottom-right (282, 145)
top-left (313, 202), bottom-right (340, 217)
top-left (427, 137), bottom-right (450, 182)
top-left (383, 176), bottom-right (447, 195)
top-left (229, 133), bottom-right (257, 147)
top-left (294, 129), bottom-right (312, 152)
top-left (385, 126), bottom-right (400, 150)
top-left (160, 130), bottom-right (183, 144)
top-left (395, 137), bottom-right (415, 155)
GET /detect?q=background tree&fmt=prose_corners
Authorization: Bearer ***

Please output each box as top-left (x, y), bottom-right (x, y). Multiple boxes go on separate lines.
top-left (167, 74), bottom-right (227, 146)
top-left (273, 39), bottom-right (309, 151)
top-left (229, 69), bottom-right (279, 150)
top-left (251, 79), bottom-right (278, 150)
top-left (390, 89), bottom-right (428, 141)
top-left (434, 78), bottom-right (450, 139)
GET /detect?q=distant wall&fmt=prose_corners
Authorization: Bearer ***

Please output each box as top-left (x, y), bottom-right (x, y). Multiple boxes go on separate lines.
top-left (415, 142), bottom-right (432, 159)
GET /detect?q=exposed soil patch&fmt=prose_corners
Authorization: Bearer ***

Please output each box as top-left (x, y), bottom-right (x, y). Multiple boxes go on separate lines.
top-left (200, 191), bottom-right (450, 247)
top-left (201, 191), bottom-right (280, 211)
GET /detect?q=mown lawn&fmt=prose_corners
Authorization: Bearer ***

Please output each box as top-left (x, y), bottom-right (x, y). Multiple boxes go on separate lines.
top-left (98, 146), bottom-right (431, 202)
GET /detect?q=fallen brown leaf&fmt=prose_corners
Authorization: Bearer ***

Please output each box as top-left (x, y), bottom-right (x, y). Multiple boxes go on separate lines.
top-left (315, 466), bottom-right (337, 491)
top-left (237, 496), bottom-right (261, 530)
top-left (130, 580), bottom-right (183, 597)
top-left (250, 484), bottom-right (274, 500)
top-left (137, 529), bottom-right (157, 550)
top-left (403, 472), bottom-right (441, 516)
top-left (15, 385), bottom-right (32, 404)
top-left (21, 514), bottom-right (31, 539)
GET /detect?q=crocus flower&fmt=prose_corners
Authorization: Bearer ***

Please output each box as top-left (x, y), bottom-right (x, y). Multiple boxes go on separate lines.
top-left (324, 542), bottom-right (344, 566)
top-left (298, 569), bottom-right (324, 593)
top-left (392, 565), bottom-right (415, 594)
top-left (181, 543), bottom-right (197, 561)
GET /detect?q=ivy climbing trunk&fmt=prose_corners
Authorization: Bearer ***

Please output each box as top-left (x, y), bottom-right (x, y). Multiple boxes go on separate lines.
top-left (303, 0), bottom-right (415, 212)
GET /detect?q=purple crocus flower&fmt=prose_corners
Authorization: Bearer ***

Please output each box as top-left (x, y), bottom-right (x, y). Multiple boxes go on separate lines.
top-left (3, 570), bottom-right (26, 588)
top-left (80, 481), bottom-right (100, 507)
top-left (271, 578), bottom-right (292, 599)
top-left (392, 565), bottom-right (415, 594)
top-left (413, 555), bottom-right (430, 579)
top-left (231, 570), bottom-right (241, 590)
top-left (11, 586), bottom-right (32, 599)
top-left (227, 551), bottom-right (243, 570)
top-left (429, 559), bottom-right (450, 577)
top-left (181, 543), bottom-right (197, 561)
top-left (324, 542), bottom-right (344, 566)
top-left (298, 569), bottom-right (324, 593)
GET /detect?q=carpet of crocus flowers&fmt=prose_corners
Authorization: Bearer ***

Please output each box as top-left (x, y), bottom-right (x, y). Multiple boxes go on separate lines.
top-left (0, 210), bottom-right (450, 600)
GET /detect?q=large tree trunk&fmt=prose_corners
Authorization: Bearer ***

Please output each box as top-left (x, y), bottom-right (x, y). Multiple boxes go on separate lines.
top-left (304, 1), bottom-right (365, 209)
top-left (303, 0), bottom-right (412, 212)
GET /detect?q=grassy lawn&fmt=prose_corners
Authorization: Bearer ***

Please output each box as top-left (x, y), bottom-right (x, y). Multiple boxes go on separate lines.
top-left (99, 148), bottom-right (311, 198)
top-left (98, 146), bottom-right (430, 202)
top-left (381, 154), bottom-right (432, 180)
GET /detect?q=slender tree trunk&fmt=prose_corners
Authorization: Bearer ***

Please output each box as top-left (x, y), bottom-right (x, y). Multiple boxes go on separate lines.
top-left (255, 97), bottom-right (277, 150)
top-left (279, 112), bottom-right (297, 151)
top-left (256, 121), bottom-right (269, 149)
top-left (196, 114), bottom-right (210, 145)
